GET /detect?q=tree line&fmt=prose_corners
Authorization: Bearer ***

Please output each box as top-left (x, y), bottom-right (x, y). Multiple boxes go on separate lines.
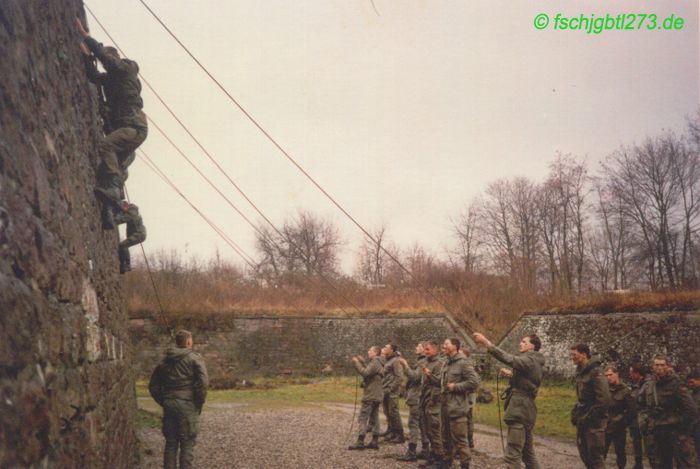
top-left (253, 116), bottom-right (700, 295)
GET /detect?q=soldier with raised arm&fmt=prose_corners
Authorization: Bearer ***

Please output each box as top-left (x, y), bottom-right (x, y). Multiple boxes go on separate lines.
top-left (474, 332), bottom-right (544, 469)
top-left (348, 345), bottom-right (384, 451)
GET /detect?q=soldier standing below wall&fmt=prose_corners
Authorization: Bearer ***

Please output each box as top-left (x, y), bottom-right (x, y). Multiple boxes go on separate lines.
top-left (439, 338), bottom-right (480, 469)
top-left (570, 343), bottom-right (611, 469)
top-left (604, 366), bottom-right (634, 469)
top-left (629, 362), bottom-right (650, 469)
top-left (114, 201), bottom-right (146, 274)
top-left (420, 341), bottom-right (446, 469)
top-left (381, 342), bottom-right (405, 443)
top-left (687, 369), bottom-right (700, 466)
top-left (397, 342), bottom-right (429, 461)
top-left (348, 345), bottom-right (384, 451)
top-left (75, 18), bottom-right (148, 229)
top-left (473, 332), bottom-right (544, 469)
top-left (148, 330), bottom-right (208, 469)
top-left (638, 356), bottom-right (699, 469)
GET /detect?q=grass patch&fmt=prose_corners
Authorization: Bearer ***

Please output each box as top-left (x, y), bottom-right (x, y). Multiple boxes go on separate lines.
top-left (136, 407), bottom-right (162, 429)
top-left (136, 376), bottom-right (577, 439)
top-left (472, 381), bottom-right (576, 440)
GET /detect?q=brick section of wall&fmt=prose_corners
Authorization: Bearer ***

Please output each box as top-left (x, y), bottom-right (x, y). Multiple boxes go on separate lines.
top-left (0, 2), bottom-right (137, 467)
top-left (130, 313), bottom-right (478, 384)
top-left (497, 311), bottom-right (700, 379)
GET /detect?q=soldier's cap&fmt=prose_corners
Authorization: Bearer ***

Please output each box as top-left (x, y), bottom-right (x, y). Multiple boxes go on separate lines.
top-left (688, 369), bottom-right (700, 380)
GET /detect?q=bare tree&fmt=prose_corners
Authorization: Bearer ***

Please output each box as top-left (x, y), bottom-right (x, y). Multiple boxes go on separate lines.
top-left (355, 224), bottom-right (396, 286)
top-left (450, 203), bottom-right (483, 273)
top-left (254, 210), bottom-right (342, 280)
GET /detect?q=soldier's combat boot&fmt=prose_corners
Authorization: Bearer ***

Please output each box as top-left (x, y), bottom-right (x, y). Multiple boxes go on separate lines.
top-left (366, 435), bottom-right (379, 450)
top-left (388, 433), bottom-right (405, 444)
top-left (397, 443), bottom-right (417, 461)
top-left (468, 436), bottom-right (474, 449)
top-left (348, 435), bottom-right (365, 450)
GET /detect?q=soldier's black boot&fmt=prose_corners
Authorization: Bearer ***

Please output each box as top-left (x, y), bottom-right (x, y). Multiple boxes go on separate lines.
top-left (348, 435), bottom-right (365, 450)
top-left (366, 435), bottom-right (379, 450)
top-left (396, 443), bottom-right (417, 461)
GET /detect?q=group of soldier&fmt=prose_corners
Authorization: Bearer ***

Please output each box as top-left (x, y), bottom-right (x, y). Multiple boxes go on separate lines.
top-left (570, 345), bottom-right (699, 469)
top-left (349, 337), bottom-right (485, 469)
top-left (350, 333), bottom-right (700, 469)
top-left (76, 19), bottom-right (147, 274)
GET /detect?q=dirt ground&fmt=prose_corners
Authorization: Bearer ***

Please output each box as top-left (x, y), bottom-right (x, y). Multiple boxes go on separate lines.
top-left (138, 402), bottom-right (621, 468)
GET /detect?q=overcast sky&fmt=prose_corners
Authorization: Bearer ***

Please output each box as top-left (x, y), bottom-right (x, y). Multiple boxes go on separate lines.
top-left (85, 0), bottom-right (698, 273)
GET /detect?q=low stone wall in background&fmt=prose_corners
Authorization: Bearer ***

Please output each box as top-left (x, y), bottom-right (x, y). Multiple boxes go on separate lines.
top-left (130, 313), bottom-right (479, 386)
top-left (497, 310), bottom-right (700, 379)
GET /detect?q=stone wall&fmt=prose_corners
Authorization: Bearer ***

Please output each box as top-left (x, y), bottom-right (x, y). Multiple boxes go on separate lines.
top-left (130, 313), bottom-right (479, 384)
top-left (497, 310), bottom-right (700, 379)
top-left (0, 2), bottom-right (137, 467)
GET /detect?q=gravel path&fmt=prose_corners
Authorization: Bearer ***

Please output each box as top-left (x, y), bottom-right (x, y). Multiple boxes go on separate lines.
top-left (138, 403), bottom-right (618, 468)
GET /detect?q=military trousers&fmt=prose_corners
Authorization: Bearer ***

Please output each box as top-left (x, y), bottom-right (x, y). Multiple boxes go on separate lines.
top-left (467, 405), bottom-right (474, 445)
top-left (358, 400), bottom-right (380, 437)
top-left (422, 403), bottom-right (445, 460)
top-left (119, 231), bottom-right (147, 269)
top-left (576, 425), bottom-right (606, 469)
top-left (162, 398), bottom-right (199, 469)
top-left (646, 426), bottom-right (698, 469)
top-left (383, 394), bottom-right (404, 436)
top-left (503, 422), bottom-right (540, 469)
top-left (605, 428), bottom-right (628, 469)
top-left (442, 413), bottom-right (470, 465)
top-left (406, 402), bottom-right (428, 446)
top-left (100, 111), bottom-right (148, 180)
top-left (629, 424), bottom-right (644, 469)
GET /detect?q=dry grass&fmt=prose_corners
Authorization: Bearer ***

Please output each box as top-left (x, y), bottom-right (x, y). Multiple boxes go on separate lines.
top-left (124, 262), bottom-right (699, 337)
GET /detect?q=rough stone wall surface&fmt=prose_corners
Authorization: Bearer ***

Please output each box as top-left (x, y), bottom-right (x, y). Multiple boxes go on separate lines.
top-left (497, 311), bottom-right (700, 379)
top-left (0, 2), bottom-right (136, 467)
top-left (130, 313), bottom-right (479, 384)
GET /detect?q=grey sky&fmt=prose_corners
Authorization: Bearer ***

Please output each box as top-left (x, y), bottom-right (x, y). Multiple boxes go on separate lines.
top-left (86, 0), bottom-right (698, 273)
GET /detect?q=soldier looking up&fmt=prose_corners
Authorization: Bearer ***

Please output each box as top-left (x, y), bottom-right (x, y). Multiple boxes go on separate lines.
top-left (114, 201), bottom-right (146, 274)
top-left (348, 345), bottom-right (384, 451)
top-left (439, 338), bottom-right (479, 469)
top-left (397, 342), bottom-right (429, 461)
top-left (570, 343), bottom-right (611, 469)
top-left (381, 342), bottom-right (405, 443)
top-left (76, 18), bottom-right (148, 229)
top-left (148, 330), bottom-right (208, 469)
top-left (474, 332), bottom-right (544, 469)
top-left (603, 366), bottom-right (634, 469)
top-left (421, 340), bottom-right (446, 469)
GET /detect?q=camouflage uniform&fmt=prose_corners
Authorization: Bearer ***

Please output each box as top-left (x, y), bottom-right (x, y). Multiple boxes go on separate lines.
top-left (638, 371), bottom-right (699, 469)
top-left (605, 382), bottom-right (634, 469)
top-left (353, 356), bottom-right (384, 444)
top-left (114, 204), bottom-right (146, 273)
top-left (149, 346), bottom-right (208, 469)
top-left (628, 379), bottom-right (646, 469)
top-left (382, 354), bottom-right (405, 439)
top-left (572, 357), bottom-right (611, 469)
top-left (488, 345), bottom-right (545, 469)
top-left (83, 36), bottom-right (148, 206)
top-left (440, 351), bottom-right (480, 468)
top-left (421, 354), bottom-right (446, 464)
